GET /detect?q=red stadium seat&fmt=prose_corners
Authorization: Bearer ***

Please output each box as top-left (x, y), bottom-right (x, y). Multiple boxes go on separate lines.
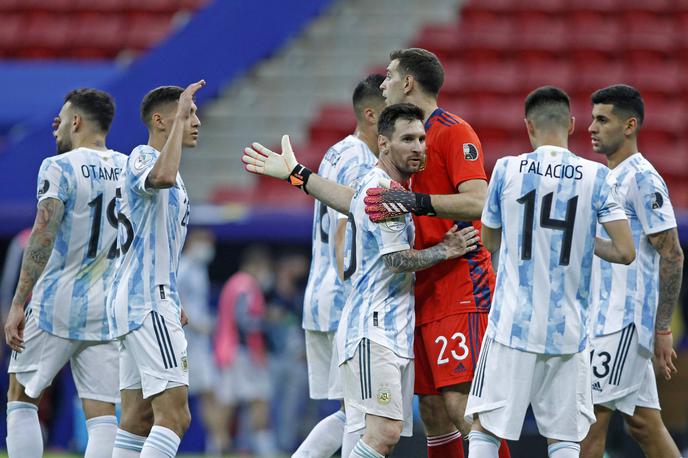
top-left (0, 14), bottom-right (24, 56)
top-left (625, 60), bottom-right (682, 96)
top-left (518, 60), bottom-right (573, 95)
top-left (73, 0), bottom-right (126, 13)
top-left (72, 13), bottom-right (127, 56)
top-left (568, 12), bottom-right (622, 58)
top-left (123, 0), bottom-right (180, 14)
top-left (565, 0), bottom-right (623, 14)
top-left (23, 0), bottom-right (74, 13)
top-left (20, 13), bottom-right (72, 56)
top-left (124, 14), bottom-right (174, 50)
top-left (442, 60), bottom-right (519, 98)
top-left (514, 15), bottom-right (568, 57)
top-left (622, 13), bottom-right (677, 55)
top-left (0, 0), bottom-right (23, 12)
top-left (307, 105), bottom-right (356, 146)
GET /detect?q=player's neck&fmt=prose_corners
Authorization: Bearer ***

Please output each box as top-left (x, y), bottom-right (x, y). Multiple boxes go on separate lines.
top-left (532, 133), bottom-right (568, 151)
top-left (406, 93), bottom-right (437, 125)
top-left (606, 142), bottom-right (638, 169)
top-left (378, 159), bottom-right (410, 187)
top-left (148, 134), bottom-right (166, 152)
top-left (74, 135), bottom-right (107, 151)
top-left (355, 126), bottom-right (379, 157)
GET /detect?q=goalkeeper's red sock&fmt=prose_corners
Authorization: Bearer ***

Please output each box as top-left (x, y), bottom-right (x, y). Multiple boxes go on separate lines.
top-left (427, 430), bottom-right (464, 458)
top-left (499, 439), bottom-right (512, 458)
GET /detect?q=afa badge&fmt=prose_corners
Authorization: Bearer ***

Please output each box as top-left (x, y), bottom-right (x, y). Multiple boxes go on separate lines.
top-left (377, 386), bottom-right (392, 405)
top-left (181, 353), bottom-right (189, 372)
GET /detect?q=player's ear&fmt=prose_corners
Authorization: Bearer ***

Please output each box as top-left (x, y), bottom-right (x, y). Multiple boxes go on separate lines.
top-left (403, 74), bottom-right (414, 95)
top-left (624, 117), bottom-right (638, 137)
top-left (378, 134), bottom-right (388, 154)
top-left (364, 107), bottom-right (376, 125)
top-left (524, 118), bottom-right (535, 137)
top-left (151, 112), bottom-right (165, 131)
top-left (72, 113), bottom-right (82, 132)
top-left (568, 116), bottom-right (575, 136)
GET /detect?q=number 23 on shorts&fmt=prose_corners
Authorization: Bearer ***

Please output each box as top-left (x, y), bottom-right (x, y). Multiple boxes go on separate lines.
top-left (435, 332), bottom-right (470, 365)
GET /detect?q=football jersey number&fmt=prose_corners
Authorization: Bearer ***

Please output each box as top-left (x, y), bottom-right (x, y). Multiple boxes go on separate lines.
top-left (590, 349), bottom-right (611, 379)
top-left (517, 190), bottom-right (578, 266)
top-left (342, 212), bottom-right (357, 280)
top-left (86, 189), bottom-right (133, 258)
top-left (435, 332), bottom-right (469, 365)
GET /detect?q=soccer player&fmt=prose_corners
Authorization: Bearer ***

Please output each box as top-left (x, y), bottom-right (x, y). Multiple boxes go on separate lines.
top-left (4, 89), bottom-right (126, 458)
top-left (464, 86), bottom-right (636, 458)
top-left (580, 85), bottom-right (683, 458)
top-left (293, 73), bottom-right (386, 458)
top-left (107, 80), bottom-right (204, 458)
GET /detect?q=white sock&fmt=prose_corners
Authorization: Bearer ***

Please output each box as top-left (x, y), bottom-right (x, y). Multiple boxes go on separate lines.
top-left (113, 428), bottom-right (147, 457)
top-left (341, 430), bottom-right (362, 458)
top-left (349, 438), bottom-right (384, 458)
top-left (548, 441), bottom-right (581, 457)
top-left (292, 409), bottom-right (345, 457)
top-left (140, 426), bottom-right (180, 458)
top-left (254, 429), bottom-right (278, 457)
top-left (84, 415), bottom-right (118, 458)
top-left (468, 431), bottom-right (500, 458)
top-left (6, 401), bottom-right (42, 458)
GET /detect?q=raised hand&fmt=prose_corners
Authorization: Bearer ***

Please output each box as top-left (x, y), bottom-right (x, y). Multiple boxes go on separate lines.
top-left (242, 134), bottom-right (299, 180)
top-left (177, 80), bottom-right (206, 118)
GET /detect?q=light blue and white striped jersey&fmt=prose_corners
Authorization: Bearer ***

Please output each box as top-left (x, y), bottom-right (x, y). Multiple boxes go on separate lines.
top-left (29, 147), bottom-right (127, 341)
top-left (482, 145), bottom-right (626, 354)
top-left (107, 145), bottom-right (190, 337)
top-left (302, 135), bottom-right (377, 332)
top-left (590, 153), bottom-right (676, 351)
top-left (336, 167), bottom-right (415, 363)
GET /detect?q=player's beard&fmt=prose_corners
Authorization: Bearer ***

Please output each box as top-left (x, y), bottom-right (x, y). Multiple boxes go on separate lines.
top-left (56, 137), bottom-right (72, 155)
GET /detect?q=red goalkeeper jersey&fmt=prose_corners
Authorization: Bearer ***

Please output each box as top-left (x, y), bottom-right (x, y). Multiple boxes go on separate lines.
top-left (411, 108), bottom-right (495, 325)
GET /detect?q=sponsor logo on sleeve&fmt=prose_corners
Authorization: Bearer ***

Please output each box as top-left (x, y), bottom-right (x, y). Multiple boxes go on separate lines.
top-left (463, 143), bottom-right (479, 161)
top-left (38, 180), bottom-right (50, 196)
top-left (649, 192), bottom-right (664, 209)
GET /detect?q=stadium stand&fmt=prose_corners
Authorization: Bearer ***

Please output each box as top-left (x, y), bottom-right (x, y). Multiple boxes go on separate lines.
top-left (296, 0), bottom-right (688, 209)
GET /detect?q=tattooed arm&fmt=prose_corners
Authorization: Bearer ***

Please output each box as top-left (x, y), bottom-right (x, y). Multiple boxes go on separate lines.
top-left (5, 198), bottom-right (64, 352)
top-left (647, 227), bottom-right (684, 380)
top-left (383, 225), bottom-right (479, 273)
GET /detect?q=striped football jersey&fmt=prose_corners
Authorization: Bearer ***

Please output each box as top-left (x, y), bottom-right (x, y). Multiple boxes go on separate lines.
top-left (482, 145), bottom-right (626, 354)
top-left (29, 147), bottom-right (127, 341)
top-left (302, 135), bottom-right (377, 332)
top-left (336, 166), bottom-right (415, 364)
top-left (590, 153), bottom-right (677, 351)
top-left (107, 145), bottom-right (190, 337)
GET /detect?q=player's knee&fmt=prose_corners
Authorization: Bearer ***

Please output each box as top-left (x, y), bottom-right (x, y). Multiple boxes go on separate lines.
top-left (159, 404), bottom-right (192, 437)
top-left (366, 421), bottom-right (402, 454)
top-left (120, 405), bottom-right (155, 437)
top-left (625, 410), bottom-right (659, 446)
top-left (7, 377), bottom-right (36, 404)
top-left (419, 396), bottom-right (449, 432)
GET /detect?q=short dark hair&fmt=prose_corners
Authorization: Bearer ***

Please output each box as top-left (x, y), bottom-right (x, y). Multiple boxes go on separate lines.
top-left (591, 84), bottom-right (644, 126)
top-left (377, 103), bottom-right (425, 139)
top-left (64, 88), bottom-right (115, 133)
top-left (140, 86), bottom-right (184, 127)
top-left (524, 86), bottom-right (571, 129)
top-left (352, 74), bottom-right (385, 121)
top-left (389, 48), bottom-right (444, 97)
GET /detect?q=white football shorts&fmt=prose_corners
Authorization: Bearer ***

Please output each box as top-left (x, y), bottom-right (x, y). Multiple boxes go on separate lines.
top-left (590, 324), bottom-right (660, 415)
top-left (465, 337), bottom-right (595, 442)
top-left (9, 308), bottom-right (119, 403)
top-left (305, 330), bottom-right (343, 400)
top-left (118, 301), bottom-right (189, 399)
top-left (341, 338), bottom-right (414, 437)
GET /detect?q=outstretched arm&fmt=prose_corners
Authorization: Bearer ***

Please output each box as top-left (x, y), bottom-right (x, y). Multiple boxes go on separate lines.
top-left (242, 134), bottom-right (354, 213)
top-left (5, 198), bottom-right (64, 352)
